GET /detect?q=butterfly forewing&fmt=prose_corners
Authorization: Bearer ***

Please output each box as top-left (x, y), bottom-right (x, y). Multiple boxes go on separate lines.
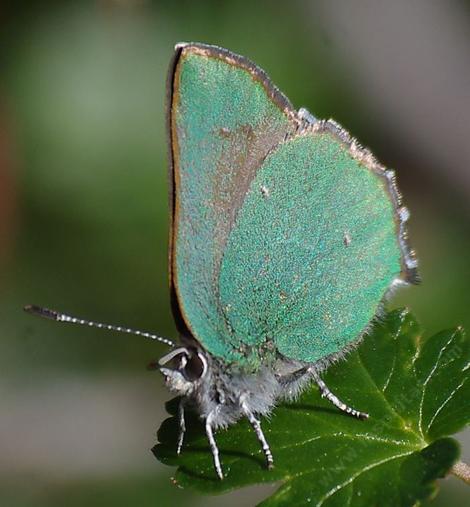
top-left (168, 43), bottom-right (297, 360)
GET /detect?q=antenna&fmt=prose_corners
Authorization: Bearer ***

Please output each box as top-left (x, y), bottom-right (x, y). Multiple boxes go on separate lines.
top-left (24, 305), bottom-right (176, 348)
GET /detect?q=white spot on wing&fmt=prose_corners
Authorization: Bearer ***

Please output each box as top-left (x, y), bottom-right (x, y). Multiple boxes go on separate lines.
top-left (260, 185), bottom-right (270, 197)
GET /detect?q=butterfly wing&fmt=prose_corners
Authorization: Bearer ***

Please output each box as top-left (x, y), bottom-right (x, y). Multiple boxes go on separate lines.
top-left (167, 43), bottom-right (297, 360)
top-left (218, 122), bottom-right (418, 363)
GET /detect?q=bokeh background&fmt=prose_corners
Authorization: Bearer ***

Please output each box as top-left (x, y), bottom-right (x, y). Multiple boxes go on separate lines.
top-left (1, 1), bottom-right (469, 506)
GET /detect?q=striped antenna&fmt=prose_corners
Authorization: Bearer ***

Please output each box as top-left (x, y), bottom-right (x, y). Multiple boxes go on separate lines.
top-left (24, 305), bottom-right (176, 348)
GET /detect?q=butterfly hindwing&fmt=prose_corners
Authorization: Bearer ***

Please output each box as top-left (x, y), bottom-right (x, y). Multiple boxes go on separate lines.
top-left (219, 125), bottom-right (405, 363)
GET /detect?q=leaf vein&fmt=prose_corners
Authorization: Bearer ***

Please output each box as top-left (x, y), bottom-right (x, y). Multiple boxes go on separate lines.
top-left (425, 376), bottom-right (468, 434)
top-left (316, 450), bottom-right (414, 506)
top-left (357, 349), bottom-right (407, 428)
top-left (418, 331), bottom-right (457, 436)
top-left (382, 353), bottom-right (396, 392)
top-left (383, 315), bottom-right (404, 393)
top-left (271, 432), bottom-right (411, 453)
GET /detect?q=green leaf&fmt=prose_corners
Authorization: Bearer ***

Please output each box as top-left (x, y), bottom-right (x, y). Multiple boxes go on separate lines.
top-left (154, 310), bottom-right (469, 506)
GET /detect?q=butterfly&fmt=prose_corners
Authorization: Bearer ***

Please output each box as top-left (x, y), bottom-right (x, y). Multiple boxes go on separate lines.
top-left (25, 42), bottom-right (418, 480)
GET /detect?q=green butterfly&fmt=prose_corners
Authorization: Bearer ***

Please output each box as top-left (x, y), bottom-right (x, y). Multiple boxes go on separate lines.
top-left (26, 42), bottom-right (418, 480)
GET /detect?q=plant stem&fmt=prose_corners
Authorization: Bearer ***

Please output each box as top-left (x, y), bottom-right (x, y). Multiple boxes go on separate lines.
top-left (451, 461), bottom-right (470, 485)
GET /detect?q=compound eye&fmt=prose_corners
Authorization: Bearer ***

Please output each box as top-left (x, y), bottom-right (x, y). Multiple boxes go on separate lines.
top-left (183, 352), bottom-right (206, 381)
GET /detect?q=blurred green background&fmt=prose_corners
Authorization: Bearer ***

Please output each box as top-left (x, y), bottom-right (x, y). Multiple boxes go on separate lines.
top-left (1, 1), bottom-right (469, 506)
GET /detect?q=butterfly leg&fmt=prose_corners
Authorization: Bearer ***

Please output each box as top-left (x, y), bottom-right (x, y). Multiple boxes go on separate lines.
top-left (205, 413), bottom-right (224, 480)
top-left (311, 369), bottom-right (368, 420)
top-left (277, 365), bottom-right (311, 399)
top-left (241, 401), bottom-right (274, 469)
top-left (176, 398), bottom-right (186, 455)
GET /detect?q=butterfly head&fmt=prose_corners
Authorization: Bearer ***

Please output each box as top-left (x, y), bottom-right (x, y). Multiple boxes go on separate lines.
top-left (158, 346), bottom-right (208, 396)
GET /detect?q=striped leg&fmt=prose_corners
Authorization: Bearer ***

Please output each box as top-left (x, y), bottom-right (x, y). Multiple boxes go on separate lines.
top-left (205, 413), bottom-right (223, 480)
top-left (311, 370), bottom-right (368, 420)
top-left (242, 403), bottom-right (274, 469)
top-left (176, 398), bottom-right (186, 455)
